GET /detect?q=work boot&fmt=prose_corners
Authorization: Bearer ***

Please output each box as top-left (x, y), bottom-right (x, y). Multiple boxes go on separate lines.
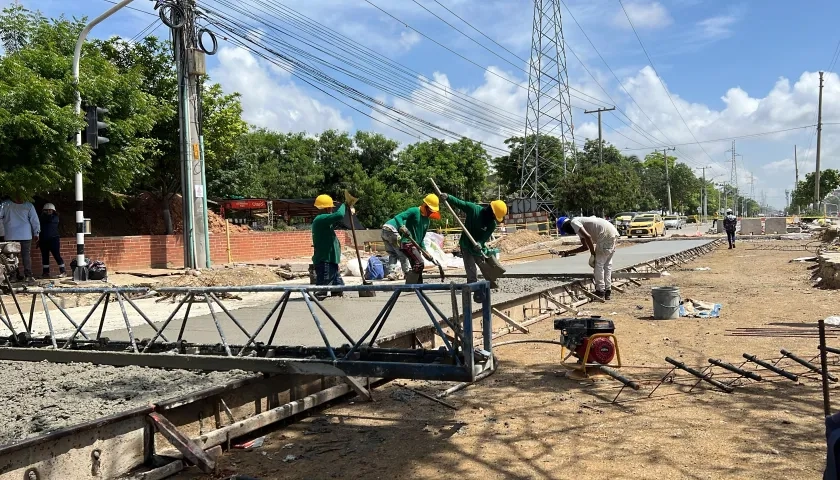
top-left (25, 276), bottom-right (36, 286)
top-left (594, 290), bottom-right (605, 299)
top-left (42, 270), bottom-right (51, 279)
top-left (604, 289), bottom-right (611, 301)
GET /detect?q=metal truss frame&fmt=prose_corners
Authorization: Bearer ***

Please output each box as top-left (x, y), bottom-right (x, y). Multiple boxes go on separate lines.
top-left (0, 282), bottom-right (494, 382)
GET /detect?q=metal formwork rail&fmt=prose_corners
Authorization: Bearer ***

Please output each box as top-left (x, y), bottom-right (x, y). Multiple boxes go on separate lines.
top-left (0, 282), bottom-right (495, 382)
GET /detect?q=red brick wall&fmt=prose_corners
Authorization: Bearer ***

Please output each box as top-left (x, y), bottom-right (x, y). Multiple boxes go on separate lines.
top-left (32, 231), bottom-right (351, 273)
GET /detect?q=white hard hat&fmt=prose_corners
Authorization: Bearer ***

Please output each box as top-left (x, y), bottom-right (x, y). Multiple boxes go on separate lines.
top-left (43, 203), bottom-right (55, 211)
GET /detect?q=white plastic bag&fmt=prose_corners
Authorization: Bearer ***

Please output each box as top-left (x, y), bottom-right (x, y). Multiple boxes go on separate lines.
top-left (346, 257), bottom-right (368, 277)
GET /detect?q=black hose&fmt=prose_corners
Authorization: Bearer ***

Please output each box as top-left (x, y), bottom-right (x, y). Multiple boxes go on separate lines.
top-left (198, 28), bottom-right (218, 55)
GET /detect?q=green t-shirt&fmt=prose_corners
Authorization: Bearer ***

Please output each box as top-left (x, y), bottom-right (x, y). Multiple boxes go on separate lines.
top-left (448, 195), bottom-right (496, 255)
top-left (311, 204), bottom-right (346, 264)
top-left (384, 206), bottom-right (430, 245)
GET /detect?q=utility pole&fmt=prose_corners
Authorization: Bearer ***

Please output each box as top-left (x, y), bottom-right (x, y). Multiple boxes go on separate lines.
top-left (697, 166), bottom-right (710, 223)
top-left (584, 106), bottom-right (615, 164)
top-left (815, 71), bottom-right (825, 210)
top-left (663, 147), bottom-right (676, 214)
top-left (794, 145), bottom-right (799, 185)
top-left (785, 190), bottom-right (790, 214)
top-left (170, 0), bottom-right (211, 269)
top-left (749, 172), bottom-right (755, 217)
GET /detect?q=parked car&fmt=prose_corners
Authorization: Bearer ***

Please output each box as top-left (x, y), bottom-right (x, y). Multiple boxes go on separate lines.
top-left (613, 211), bottom-right (638, 237)
top-left (629, 213), bottom-right (666, 238)
top-left (663, 215), bottom-right (685, 230)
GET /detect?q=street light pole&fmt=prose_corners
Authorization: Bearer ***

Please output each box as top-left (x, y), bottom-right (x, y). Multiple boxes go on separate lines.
top-left (72, 0), bottom-right (136, 280)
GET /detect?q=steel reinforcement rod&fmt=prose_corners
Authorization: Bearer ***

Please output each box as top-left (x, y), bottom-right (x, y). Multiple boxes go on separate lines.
top-left (665, 357), bottom-right (734, 393)
top-left (781, 348), bottom-right (838, 382)
top-left (598, 365), bottom-right (640, 390)
top-left (743, 353), bottom-right (798, 382)
top-left (708, 358), bottom-right (762, 381)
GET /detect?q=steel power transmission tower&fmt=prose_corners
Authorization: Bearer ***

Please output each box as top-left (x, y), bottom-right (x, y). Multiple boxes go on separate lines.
top-left (162, 0), bottom-right (212, 269)
top-left (725, 140), bottom-right (741, 214)
top-left (520, 0), bottom-right (575, 202)
top-left (584, 106), bottom-right (615, 164)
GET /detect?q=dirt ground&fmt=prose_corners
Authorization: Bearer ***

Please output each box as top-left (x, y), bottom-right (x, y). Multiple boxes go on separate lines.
top-left (180, 240), bottom-right (835, 480)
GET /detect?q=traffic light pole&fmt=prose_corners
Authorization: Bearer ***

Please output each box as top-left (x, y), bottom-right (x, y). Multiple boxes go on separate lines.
top-left (72, 0), bottom-right (136, 280)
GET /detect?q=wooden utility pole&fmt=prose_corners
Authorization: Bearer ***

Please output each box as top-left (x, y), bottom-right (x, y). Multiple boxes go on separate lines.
top-left (584, 106), bottom-right (615, 164)
top-left (815, 71), bottom-right (825, 209)
top-left (794, 145), bottom-right (799, 185)
top-left (663, 147), bottom-right (676, 214)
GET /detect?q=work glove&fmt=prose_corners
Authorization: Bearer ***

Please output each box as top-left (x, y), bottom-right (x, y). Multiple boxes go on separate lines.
top-left (399, 225), bottom-right (409, 236)
top-left (439, 193), bottom-right (449, 202)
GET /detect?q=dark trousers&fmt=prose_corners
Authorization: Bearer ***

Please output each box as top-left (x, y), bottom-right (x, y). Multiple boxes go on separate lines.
top-left (315, 262), bottom-right (344, 298)
top-left (726, 230), bottom-right (736, 247)
top-left (399, 243), bottom-right (425, 273)
top-left (40, 237), bottom-right (65, 274)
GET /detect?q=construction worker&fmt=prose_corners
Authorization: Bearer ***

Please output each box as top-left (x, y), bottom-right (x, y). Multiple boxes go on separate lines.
top-left (440, 193), bottom-right (506, 299)
top-left (0, 195), bottom-right (39, 284)
top-left (311, 194), bottom-right (352, 299)
top-left (557, 216), bottom-right (619, 300)
top-left (381, 194), bottom-right (440, 284)
top-left (723, 208), bottom-right (738, 249)
top-left (38, 203), bottom-right (66, 278)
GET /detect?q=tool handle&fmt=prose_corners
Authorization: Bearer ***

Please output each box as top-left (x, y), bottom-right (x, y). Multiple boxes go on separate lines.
top-left (346, 206), bottom-right (367, 283)
top-left (429, 178), bottom-right (485, 257)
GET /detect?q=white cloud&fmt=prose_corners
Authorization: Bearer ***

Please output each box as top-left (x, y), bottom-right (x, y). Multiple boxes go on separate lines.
top-left (696, 14), bottom-right (738, 40)
top-left (612, 1), bottom-right (672, 29)
top-left (210, 47), bottom-right (352, 134)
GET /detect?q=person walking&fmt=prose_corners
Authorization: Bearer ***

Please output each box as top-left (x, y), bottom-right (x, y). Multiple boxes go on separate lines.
top-left (381, 194), bottom-right (440, 284)
top-left (311, 194), bottom-right (353, 300)
top-left (439, 192), bottom-right (506, 300)
top-left (723, 208), bottom-right (738, 249)
top-left (0, 196), bottom-right (40, 284)
top-left (557, 216), bottom-right (619, 300)
top-left (38, 203), bottom-right (66, 278)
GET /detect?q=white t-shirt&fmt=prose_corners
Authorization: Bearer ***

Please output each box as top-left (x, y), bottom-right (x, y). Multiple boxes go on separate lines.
top-left (570, 216), bottom-right (618, 244)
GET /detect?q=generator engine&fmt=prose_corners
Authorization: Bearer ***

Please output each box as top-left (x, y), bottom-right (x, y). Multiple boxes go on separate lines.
top-left (0, 242), bottom-right (20, 281)
top-left (553, 317), bottom-right (616, 365)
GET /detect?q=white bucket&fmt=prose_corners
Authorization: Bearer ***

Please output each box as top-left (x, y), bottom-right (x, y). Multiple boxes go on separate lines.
top-left (651, 286), bottom-right (681, 320)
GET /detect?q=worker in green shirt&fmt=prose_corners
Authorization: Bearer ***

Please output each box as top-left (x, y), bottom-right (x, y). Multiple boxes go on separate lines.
top-left (311, 194), bottom-right (353, 299)
top-left (381, 194), bottom-right (440, 284)
top-left (440, 193), bottom-right (507, 299)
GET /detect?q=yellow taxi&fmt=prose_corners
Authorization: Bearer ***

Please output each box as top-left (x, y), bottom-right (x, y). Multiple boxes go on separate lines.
top-left (629, 213), bottom-right (665, 238)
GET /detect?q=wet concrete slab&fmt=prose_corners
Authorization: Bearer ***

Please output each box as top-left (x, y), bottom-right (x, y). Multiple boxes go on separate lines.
top-left (502, 239), bottom-right (714, 277)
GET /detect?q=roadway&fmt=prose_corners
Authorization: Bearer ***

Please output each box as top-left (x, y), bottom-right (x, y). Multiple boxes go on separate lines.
top-left (99, 238), bottom-right (715, 347)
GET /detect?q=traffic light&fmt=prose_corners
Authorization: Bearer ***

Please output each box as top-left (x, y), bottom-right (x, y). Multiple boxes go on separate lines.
top-left (85, 106), bottom-right (109, 150)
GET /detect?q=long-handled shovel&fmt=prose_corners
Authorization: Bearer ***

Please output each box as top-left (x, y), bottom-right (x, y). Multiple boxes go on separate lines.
top-left (344, 191), bottom-right (375, 298)
top-left (429, 178), bottom-right (506, 283)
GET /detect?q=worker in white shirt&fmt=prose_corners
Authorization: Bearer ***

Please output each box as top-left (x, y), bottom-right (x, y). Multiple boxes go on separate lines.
top-left (557, 216), bottom-right (619, 300)
top-left (0, 196), bottom-right (40, 284)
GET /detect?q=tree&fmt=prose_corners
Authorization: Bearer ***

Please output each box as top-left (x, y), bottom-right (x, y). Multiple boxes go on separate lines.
top-left (492, 134), bottom-right (566, 198)
top-left (0, 7), bottom-right (164, 198)
top-left (791, 169), bottom-right (840, 211)
top-left (556, 162), bottom-right (642, 216)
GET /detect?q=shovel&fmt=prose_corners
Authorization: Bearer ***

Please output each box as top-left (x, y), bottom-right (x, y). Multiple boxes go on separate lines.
top-left (404, 233), bottom-right (445, 282)
top-left (344, 191), bottom-right (375, 298)
top-left (429, 178), bottom-right (506, 283)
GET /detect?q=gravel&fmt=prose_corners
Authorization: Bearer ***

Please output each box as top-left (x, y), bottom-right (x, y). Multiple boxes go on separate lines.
top-left (492, 277), bottom-right (558, 295)
top-left (0, 361), bottom-right (250, 446)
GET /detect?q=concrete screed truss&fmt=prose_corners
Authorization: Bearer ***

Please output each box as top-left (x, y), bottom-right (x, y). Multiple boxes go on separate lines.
top-left (0, 282), bottom-right (495, 383)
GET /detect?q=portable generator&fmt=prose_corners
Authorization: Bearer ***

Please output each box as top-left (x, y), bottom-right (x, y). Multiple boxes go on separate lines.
top-left (553, 316), bottom-right (621, 374)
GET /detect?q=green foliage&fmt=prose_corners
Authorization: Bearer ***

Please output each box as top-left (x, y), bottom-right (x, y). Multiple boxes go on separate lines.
top-left (791, 169), bottom-right (840, 210)
top-left (0, 7), bottom-right (166, 199)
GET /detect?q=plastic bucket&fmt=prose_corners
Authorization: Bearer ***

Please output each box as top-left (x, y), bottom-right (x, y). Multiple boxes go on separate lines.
top-left (651, 286), bottom-right (681, 320)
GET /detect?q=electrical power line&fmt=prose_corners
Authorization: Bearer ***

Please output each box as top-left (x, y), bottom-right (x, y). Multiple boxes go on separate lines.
top-left (619, 124), bottom-right (816, 151)
top-left (617, 0), bottom-right (719, 168)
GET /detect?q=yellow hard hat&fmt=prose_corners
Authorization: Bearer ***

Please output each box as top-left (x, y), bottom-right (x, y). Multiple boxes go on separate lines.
top-left (423, 193), bottom-right (440, 212)
top-left (314, 194), bottom-right (334, 209)
top-left (490, 200), bottom-right (507, 222)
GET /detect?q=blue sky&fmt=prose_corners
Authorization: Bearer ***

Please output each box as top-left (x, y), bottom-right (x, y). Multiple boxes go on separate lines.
top-left (10, 0), bottom-right (840, 208)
